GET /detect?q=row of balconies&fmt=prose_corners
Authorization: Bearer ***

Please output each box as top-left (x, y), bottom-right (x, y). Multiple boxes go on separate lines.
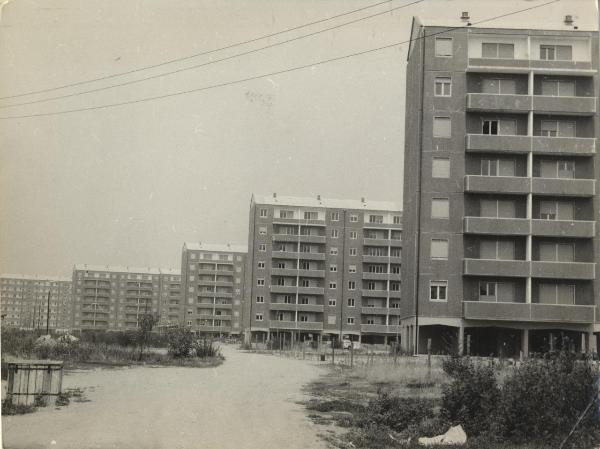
top-left (196, 269), bottom-right (234, 276)
top-left (195, 291), bottom-right (233, 298)
top-left (270, 234), bottom-right (402, 247)
top-left (464, 217), bottom-right (595, 238)
top-left (466, 93), bottom-right (596, 115)
top-left (467, 57), bottom-right (593, 73)
top-left (464, 175), bottom-right (595, 197)
top-left (196, 313), bottom-right (232, 320)
top-left (463, 301), bottom-right (595, 324)
top-left (197, 303), bottom-right (232, 309)
top-left (261, 271), bottom-right (401, 282)
top-left (262, 321), bottom-right (402, 333)
top-left (463, 259), bottom-right (596, 280)
top-left (267, 304), bottom-right (402, 314)
top-left (268, 285), bottom-right (402, 297)
top-left (466, 134), bottom-right (595, 155)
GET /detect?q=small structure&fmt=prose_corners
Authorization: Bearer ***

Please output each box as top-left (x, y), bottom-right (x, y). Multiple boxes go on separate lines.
top-left (5, 360), bottom-right (64, 406)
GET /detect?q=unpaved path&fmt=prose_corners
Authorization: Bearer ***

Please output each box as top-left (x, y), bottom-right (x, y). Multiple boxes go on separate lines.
top-left (2, 345), bottom-right (327, 449)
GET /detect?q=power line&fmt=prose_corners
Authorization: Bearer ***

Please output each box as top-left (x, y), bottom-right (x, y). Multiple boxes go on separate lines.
top-left (0, 0), bottom-right (402, 101)
top-left (0, 0), bottom-right (561, 121)
top-left (0, 0), bottom-right (425, 109)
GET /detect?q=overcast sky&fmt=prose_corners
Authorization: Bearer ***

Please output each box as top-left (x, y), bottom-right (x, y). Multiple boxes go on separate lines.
top-left (0, 0), bottom-right (596, 277)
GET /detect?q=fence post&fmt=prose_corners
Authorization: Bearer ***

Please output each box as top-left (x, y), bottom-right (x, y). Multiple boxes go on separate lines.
top-left (466, 334), bottom-right (471, 356)
top-left (331, 340), bottom-right (335, 366)
top-left (350, 341), bottom-right (354, 368)
top-left (427, 338), bottom-right (432, 378)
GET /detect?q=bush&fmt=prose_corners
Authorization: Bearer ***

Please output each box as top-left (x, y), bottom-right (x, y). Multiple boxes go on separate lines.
top-left (193, 339), bottom-right (221, 358)
top-left (167, 327), bottom-right (195, 358)
top-left (440, 356), bottom-right (500, 436)
top-left (496, 351), bottom-right (600, 447)
top-left (1, 399), bottom-right (36, 416)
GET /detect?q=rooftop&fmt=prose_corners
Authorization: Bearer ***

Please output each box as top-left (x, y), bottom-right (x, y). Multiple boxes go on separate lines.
top-left (73, 264), bottom-right (180, 275)
top-left (252, 194), bottom-right (402, 212)
top-left (183, 242), bottom-right (248, 253)
top-left (0, 274), bottom-right (71, 282)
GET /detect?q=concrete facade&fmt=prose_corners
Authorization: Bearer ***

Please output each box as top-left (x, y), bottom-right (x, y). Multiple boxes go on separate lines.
top-left (0, 274), bottom-right (72, 331)
top-left (244, 194), bottom-right (402, 345)
top-left (402, 19), bottom-right (599, 356)
top-left (180, 243), bottom-right (247, 336)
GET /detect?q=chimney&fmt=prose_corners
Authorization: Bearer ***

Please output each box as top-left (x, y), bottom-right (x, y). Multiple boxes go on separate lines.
top-left (273, 192), bottom-right (277, 198)
top-left (317, 194), bottom-right (321, 201)
top-left (564, 15), bottom-right (574, 25)
top-left (461, 11), bottom-right (470, 21)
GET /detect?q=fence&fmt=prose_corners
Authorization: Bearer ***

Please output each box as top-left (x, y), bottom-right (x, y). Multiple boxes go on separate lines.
top-left (6, 360), bottom-right (64, 406)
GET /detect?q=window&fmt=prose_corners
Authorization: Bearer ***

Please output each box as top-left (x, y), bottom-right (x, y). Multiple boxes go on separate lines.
top-left (540, 120), bottom-right (575, 137)
top-left (433, 117), bottom-right (451, 137)
top-left (431, 198), bottom-right (449, 219)
top-left (349, 248), bottom-right (357, 256)
top-left (304, 211), bottom-right (318, 220)
top-left (331, 229), bottom-right (339, 238)
top-left (257, 278), bottom-right (265, 286)
top-left (255, 313), bottom-right (263, 321)
top-left (482, 119), bottom-right (516, 135)
top-left (349, 231), bottom-right (357, 239)
top-left (349, 214), bottom-right (358, 222)
top-left (480, 240), bottom-right (515, 260)
top-left (393, 215), bottom-right (401, 224)
top-left (300, 279), bottom-right (310, 287)
top-left (390, 282), bottom-right (400, 291)
top-left (259, 208), bottom-right (268, 218)
top-left (480, 199), bottom-right (516, 218)
top-left (277, 313), bottom-right (285, 321)
top-left (328, 298), bottom-right (336, 306)
top-left (259, 226), bottom-right (267, 235)
top-left (328, 315), bottom-right (336, 325)
top-left (284, 295), bottom-right (293, 304)
top-left (348, 281), bottom-right (356, 290)
top-left (430, 281), bottom-right (448, 301)
top-left (258, 244), bottom-right (266, 252)
top-left (482, 42), bottom-right (514, 59)
top-left (435, 37), bottom-right (453, 57)
top-left (369, 215), bottom-right (384, 224)
top-left (299, 314), bottom-right (308, 322)
top-left (300, 261), bottom-right (310, 270)
top-left (279, 210), bottom-right (294, 219)
top-left (347, 317), bottom-right (355, 325)
top-left (434, 76), bottom-right (451, 96)
top-left (329, 282), bottom-right (337, 289)
top-left (331, 212), bottom-right (339, 221)
top-left (482, 78), bottom-right (516, 94)
top-left (256, 296), bottom-right (264, 303)
top-left (330, 264), bottom-right (337, 272)
top-left (541, 79), bottom-right (575, 97)
top-left (257, 261), bottom-right (265, 269)
top-left (539, 283), bottom-right (575, 305)
top-left (431, 239), bottom-right (449, 259)
top-left (347, 298), bottom-right (355, 307)
top-left (391, 248), bottom-right (401, 258)
top-left (299, 296), bottom-right (309, 305)
top-left (539, 242), bottom-right (574, 262)
top-left (481, 158), bottom-right (515, 177)
top-left (432, 157), bottom-right (450, 178)
top-left (367, 281), bottom-right (376, 290)
top-left (540, 159), bottom-right (575, 179)
top-left (348, 265), bottom-right (357, 273)
top-left (540, 201), bottom-right (573, 221)
top-left (330, 247), bottom-right (338, 255)
top-left (540, 44), bottom-right (572, 61)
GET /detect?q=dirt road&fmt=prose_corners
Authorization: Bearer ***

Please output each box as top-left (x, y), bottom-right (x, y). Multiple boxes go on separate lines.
top-left (2, 345), bottom-right (327, 449)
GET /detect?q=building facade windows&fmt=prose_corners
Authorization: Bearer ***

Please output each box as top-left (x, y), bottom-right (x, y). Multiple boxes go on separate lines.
top-left (482, 42), bottom-right (514, 59)
top-left (432, 158), bottom-right (450, 178)
top-left (431, 239), bottom-right (449, 259)
top-left (431, 198), bottom-right (450, 219)
top-left (433, 117), bottom-right (451, 137)
top-left (435, 37), bottom-right (453, 57)
top-left (430, 281), bottom-right (448, 301)
top-left (434, 76), bottom-right (452, 96)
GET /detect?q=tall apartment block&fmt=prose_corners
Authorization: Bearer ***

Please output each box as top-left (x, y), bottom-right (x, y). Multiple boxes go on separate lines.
top-left (244, 194), bottom-right (402, 345)
top-left (72, 265), bottom-right (180, 331)
top-left (402, 17), bottom-right (599, 356)
top-left (0, 274), bottom-right (72, 331)
top-left (180, 243), bottom-right (247, 336)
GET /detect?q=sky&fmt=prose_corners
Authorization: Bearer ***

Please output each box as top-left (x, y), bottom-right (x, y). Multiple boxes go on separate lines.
top-left (0, 0), bottom-right (597, 277)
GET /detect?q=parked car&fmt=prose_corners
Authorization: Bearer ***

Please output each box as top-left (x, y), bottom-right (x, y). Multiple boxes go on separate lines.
top-left (342, 338), bottom-right (361, 350)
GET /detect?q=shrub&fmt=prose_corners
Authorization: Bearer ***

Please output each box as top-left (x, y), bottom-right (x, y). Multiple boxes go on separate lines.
top-left (167, 327), bottom-right (195, 358)
top-left (440, 356), bottom-right (500, 436)
top-left (1, 399), bottom-right (36, 416)
top-left (193, 339), bottom-right (221, 358)
top-left (496, 351), bottom-right (600, 447)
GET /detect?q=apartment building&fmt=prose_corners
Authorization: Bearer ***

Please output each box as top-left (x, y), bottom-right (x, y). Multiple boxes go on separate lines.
top-left (180, 243), bottom-right (247, 336)
top-left (402, 17), bottom-right (599, 356)
top-left (0, 274), bottom-right (72, 331)
top-left (157, 269), bottom-right (182, 328)
top-left (72, 265), bottom-right (180, 331)
top-left (244, 194), bottom-right (402, 345)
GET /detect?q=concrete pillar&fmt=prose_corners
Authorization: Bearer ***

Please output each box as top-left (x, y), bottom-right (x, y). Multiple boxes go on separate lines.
top-left (458, 325), bottom-right (465, 356)
top-left (589, 332), bottom-right (598, 355)
top-left (521, 329), bottom-right (529, 359)
top-left (384, 335), bottom-right (388, 345)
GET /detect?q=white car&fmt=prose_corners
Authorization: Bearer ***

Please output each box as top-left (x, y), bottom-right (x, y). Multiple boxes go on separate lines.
top-left (342, 339), bottom-right (361, 350)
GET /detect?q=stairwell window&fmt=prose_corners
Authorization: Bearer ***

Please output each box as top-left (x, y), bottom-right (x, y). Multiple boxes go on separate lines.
top-left (347, 317), bottom-right (355, 325)
top-left (431, 198), bottom-right (449, 219)
top-left (540, 44), bottom-right (572, 61)
top-left (434, 76), bottom-right (452, 96)
top-left (430, 239), bottom-right (449, 260)
top-left (348, 298), bottom-right (355, 307)
top-left (255, 313), bottom-right (263, 321)
top-left (259, 208), bottom-right (268, 218)
top-left (256, 296), bottom-right (264, 303)
top-left (433, 117), bottom-right (451, 137)
top-left (432, 157), bottom-right (450, 178)
top-left (430, 281), bottom-right (448, 301)
top-left (482, 42), bottom-right (514, 59)
top-left (435, 37), bottom-right (453, 57)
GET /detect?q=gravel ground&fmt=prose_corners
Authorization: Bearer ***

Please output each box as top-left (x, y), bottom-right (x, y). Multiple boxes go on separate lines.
top-left (2, 345), bottom-right (327, 449)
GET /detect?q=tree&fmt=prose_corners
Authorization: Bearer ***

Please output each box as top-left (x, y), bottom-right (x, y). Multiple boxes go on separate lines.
top-left (136, 314), bottom-right (158, 361)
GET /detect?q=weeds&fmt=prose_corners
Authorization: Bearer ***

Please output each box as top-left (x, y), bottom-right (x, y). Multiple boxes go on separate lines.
top-left (1, 399), bottom-right (37, 416)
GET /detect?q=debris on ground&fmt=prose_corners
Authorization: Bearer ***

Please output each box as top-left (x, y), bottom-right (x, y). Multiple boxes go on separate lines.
top-left (418, 425), bottom-right (467, 446)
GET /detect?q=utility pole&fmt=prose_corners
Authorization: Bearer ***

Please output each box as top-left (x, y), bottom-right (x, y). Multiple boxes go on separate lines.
top-left (45, 290), bottom-right (51, 334)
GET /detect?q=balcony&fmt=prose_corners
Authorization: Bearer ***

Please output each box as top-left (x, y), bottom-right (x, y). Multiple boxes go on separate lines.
top-left (362, 289), bottom-right (388, 298)
top-left (463, 301), bottom-right (595, 323)
top-left (297, 304), bottom-right (324, 313)
top-left (273, 218), bottom-right (325, 226)
top-left (298, 252), bottom-right (327, 261)
top-left (531, 261), bottom-right (596, 280)
top-left (362, 272), bottom-right (391, 281)
top-left (466, 134), bottom-right (531, 154)
top-left (363, 238), bottom-right (391, 247)
top-left (363, 255), bottom-right (390, 264)
top-left (464, 175), bottom-right (530, 195)
top-left (269, 320), bottom-right (298, 330)
top-left (298, 269), bottom-right (325, 278)
top-left (298, 321), bottom-right (324, 331)
top-left (270, 285), bottom-right (297, 294)
top-left (531, 136), bottom-right (595, 155)
top-left (388, 308), bottom-right (402, 316)
top-left (272, 251), bottom-right (300, 260)
top-left (214, 291), bottom-right (233, 299)
top-left (467, 58), bottom-right (593, 74)
top-left (360, 324), bottom-right (390, 334)
top-left (297, 286), bottom-right (325, 295)
top-left (533, 96), bottom-right (596, 115)
top-left (463, 259), bottom-right (530, 277)
top-left (389, 290), bottom-right (401, 299)
top-left (197, 325), bottom-right (232, 332)
top-left (466, 93), bottom-right (531, 113)
top-left (464, 217), bottom-right (529, 236)
top-left (531, 178), bottom-right (595, 197)
top-left (361, 306), bottom-right (388, 315)
top-left (270, 268), bottom-right (325, 278)
top-left (531, 219), bottom-right (595, 238)
top-left (270, 303), bottom-right (296, 311)
top-left (272, 234), bottom-right (326, 244)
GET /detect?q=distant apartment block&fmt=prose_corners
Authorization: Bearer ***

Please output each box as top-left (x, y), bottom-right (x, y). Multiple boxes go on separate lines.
top-left (402, 19), bottom-right (599, 356)
top-left (0, 274), bottom-right (72, 331)
top-left (180, 243), bottom-right (247, 336)
top-left (244, 194), bottom-right (402, 345)
top-left (72, 265), bottom-right (180, 331)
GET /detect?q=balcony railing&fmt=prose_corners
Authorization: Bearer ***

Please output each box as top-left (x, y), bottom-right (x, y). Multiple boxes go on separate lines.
top-left (466, 134), bottom-right (596, 156)
top-left (467, 57), bottom-right (593, 73)
top-left (463, 300), bottom-right (595, 323)
top-left (531, 219), bottom-right (595, 238)
top-left (531, 178), bottom-right (595, 197)
top-left (466, 93), bottom-right (531, 112)
top-left (464, 217), bottom-right (529, 236)
top-left (464, 175), bottom-right (530, 195)
top-left (531, 261), bottom-right (596, 280)
top-left (361, 306), bottom-right (388, 315)
top-left (463, 259), bottom-right (530, 277)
